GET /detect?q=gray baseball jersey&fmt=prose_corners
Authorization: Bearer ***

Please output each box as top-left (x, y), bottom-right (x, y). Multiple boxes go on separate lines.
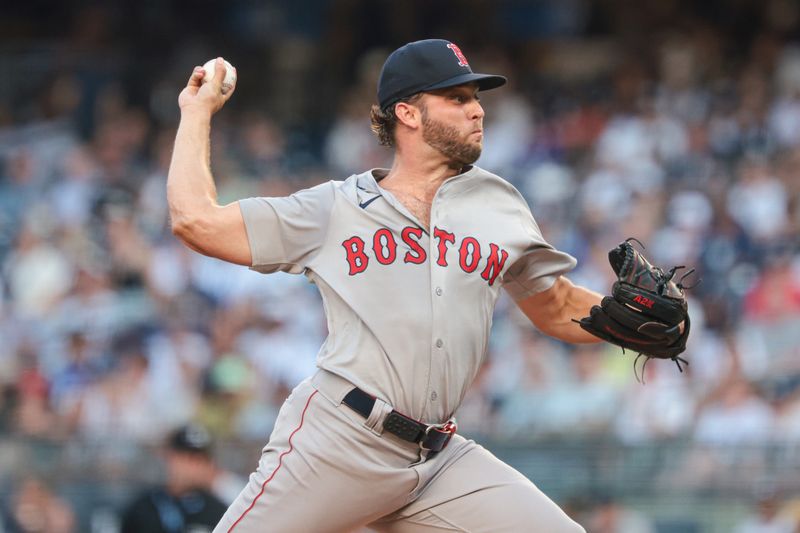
top-left (239, 165), bottom-right (575, 423)
top-left (215, 165), bottom-right (583, 533)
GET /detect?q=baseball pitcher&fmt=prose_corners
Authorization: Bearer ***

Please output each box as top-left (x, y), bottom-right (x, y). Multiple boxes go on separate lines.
top-left (167, 39), bottom-right (690, 533)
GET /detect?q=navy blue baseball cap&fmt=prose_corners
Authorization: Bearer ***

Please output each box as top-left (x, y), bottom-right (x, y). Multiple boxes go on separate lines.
top-left (377, 39), bottom-right (507, 111)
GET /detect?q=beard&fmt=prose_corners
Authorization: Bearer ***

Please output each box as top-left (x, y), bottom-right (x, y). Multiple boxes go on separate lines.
top-left (421, 109), bottom-right (482, 168)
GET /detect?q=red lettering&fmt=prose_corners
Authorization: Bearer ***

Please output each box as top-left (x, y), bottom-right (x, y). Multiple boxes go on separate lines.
top-left (373, 228), bottom-right (397, 265)
top-left (433, 227), bottom-right (456, 266)
top-left (459, 237), bottom-right (481, 273)
top-left (344, 227), bottom-right (508, 286)
top-left (480, 243), bottom-right (509, 286)
top-left (401, 227), bottom-right (427, 264)
top-left (342, 236), bottom-right (369, 275)
top-left (633, 295), bottom-right (654, 309)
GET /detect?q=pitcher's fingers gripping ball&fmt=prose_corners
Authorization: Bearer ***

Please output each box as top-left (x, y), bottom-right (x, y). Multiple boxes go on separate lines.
top-left (577, 238), bottom-right (695, 378)
top-left (201, 58), bottom-right (237, 94)
top-left (178, 57), bottom-right (238, 115)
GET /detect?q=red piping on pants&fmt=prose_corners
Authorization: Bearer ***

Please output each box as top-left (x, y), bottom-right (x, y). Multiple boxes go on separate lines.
top-left (228, 390), bottom-right (318, 532)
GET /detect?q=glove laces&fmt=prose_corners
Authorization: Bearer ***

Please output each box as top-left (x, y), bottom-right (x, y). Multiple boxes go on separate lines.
top-left (632, 351), bottom-right (689, 384)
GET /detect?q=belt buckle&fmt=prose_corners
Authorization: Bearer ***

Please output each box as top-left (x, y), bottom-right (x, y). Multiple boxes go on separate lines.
top-left (420, 420), bottom-right (457, 452)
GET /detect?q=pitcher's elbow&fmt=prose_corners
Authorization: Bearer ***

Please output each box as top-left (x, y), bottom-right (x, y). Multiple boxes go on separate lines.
top-left (170, 215), bottom-right (189, 239)
top-left (170, 214), bottom-right (200, 248)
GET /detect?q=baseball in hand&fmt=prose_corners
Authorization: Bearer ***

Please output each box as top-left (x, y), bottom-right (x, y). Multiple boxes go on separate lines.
top-left (201, 58), bottom-right (236, 94)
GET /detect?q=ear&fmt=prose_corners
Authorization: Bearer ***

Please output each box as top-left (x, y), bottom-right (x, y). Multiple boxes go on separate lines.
top-left (394, 100), bottom-right (422, 130)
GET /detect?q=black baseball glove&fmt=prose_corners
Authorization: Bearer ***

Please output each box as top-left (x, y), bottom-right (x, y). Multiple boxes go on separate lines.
top-left (577, 239), bottom-right (694, 377)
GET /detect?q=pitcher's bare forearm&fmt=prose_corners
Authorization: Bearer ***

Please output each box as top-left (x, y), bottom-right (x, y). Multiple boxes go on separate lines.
top-left (167, 110), bottom-right (215, 230)
top-left (517, 276), bottom-right (603, 343)
top-left (166, 59), bottom-right (251, 265)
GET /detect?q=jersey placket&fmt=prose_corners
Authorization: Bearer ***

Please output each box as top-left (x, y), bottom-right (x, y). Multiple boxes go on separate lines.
top-left (423, 179), bottom-right (454, 423)
top-left (367, 173), bottom-right (437, 418)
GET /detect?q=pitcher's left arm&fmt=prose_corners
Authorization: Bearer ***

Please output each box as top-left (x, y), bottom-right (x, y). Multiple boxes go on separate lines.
top-left (516, 276), bottom-right (603, 344)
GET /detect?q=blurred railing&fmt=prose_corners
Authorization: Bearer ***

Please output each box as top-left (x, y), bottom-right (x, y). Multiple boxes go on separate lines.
top-left (2, 436), bottom-right (798, 532)
top-left (487, 437), bottom-right (800, 496)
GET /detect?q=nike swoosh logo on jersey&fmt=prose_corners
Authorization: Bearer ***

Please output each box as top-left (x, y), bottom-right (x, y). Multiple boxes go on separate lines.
top-left (359, 195), bottom-right (381, 209)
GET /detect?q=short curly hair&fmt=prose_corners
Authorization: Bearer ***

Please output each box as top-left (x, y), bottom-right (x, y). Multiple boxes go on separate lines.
top-left (370, 93), bottom-right (424, 147)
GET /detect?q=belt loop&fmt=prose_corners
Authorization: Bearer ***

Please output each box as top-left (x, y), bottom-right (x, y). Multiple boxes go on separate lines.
top-left (364, 398), bottom-right (392, 435)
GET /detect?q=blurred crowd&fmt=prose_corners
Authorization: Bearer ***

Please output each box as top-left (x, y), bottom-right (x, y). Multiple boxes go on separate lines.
top-left (3, 0), bottom-right (800, 530)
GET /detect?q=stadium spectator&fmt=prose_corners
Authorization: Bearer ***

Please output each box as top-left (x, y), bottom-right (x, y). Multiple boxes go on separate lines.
top-left (119, 423), bottom-right (228, 533)
top-left (4, 477), bottom-right (76, 533)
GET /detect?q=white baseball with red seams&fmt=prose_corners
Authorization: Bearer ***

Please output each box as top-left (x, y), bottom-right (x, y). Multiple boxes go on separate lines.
top-left (201, 58), bottom-right (236, 94)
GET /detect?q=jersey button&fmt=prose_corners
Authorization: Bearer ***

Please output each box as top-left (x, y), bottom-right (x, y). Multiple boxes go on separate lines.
top-left (435, 339), bottom-right (443, 348)
top-left (435, 287), bottom-right (443, 296)
top-left (430, 391), bottom-right (438, 401)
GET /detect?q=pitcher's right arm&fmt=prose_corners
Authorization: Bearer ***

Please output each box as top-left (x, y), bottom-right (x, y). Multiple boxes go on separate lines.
top-left (167, 58), bottom-right (251, 266)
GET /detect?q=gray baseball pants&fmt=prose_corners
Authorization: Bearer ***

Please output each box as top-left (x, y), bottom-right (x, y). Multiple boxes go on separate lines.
top-left (214, 370), bottom-right (585, 533)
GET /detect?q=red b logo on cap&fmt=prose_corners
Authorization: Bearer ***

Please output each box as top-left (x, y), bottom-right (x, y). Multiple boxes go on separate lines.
top-left (447, 43), bottom-right (470, 67)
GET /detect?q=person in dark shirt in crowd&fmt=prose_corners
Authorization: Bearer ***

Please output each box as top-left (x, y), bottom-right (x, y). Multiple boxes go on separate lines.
top-left (120, 423), bottom-right (227, 533)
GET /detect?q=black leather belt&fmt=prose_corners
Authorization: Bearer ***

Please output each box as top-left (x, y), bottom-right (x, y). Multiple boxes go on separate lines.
top-left (342, 387), bottom-right (456, 453)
